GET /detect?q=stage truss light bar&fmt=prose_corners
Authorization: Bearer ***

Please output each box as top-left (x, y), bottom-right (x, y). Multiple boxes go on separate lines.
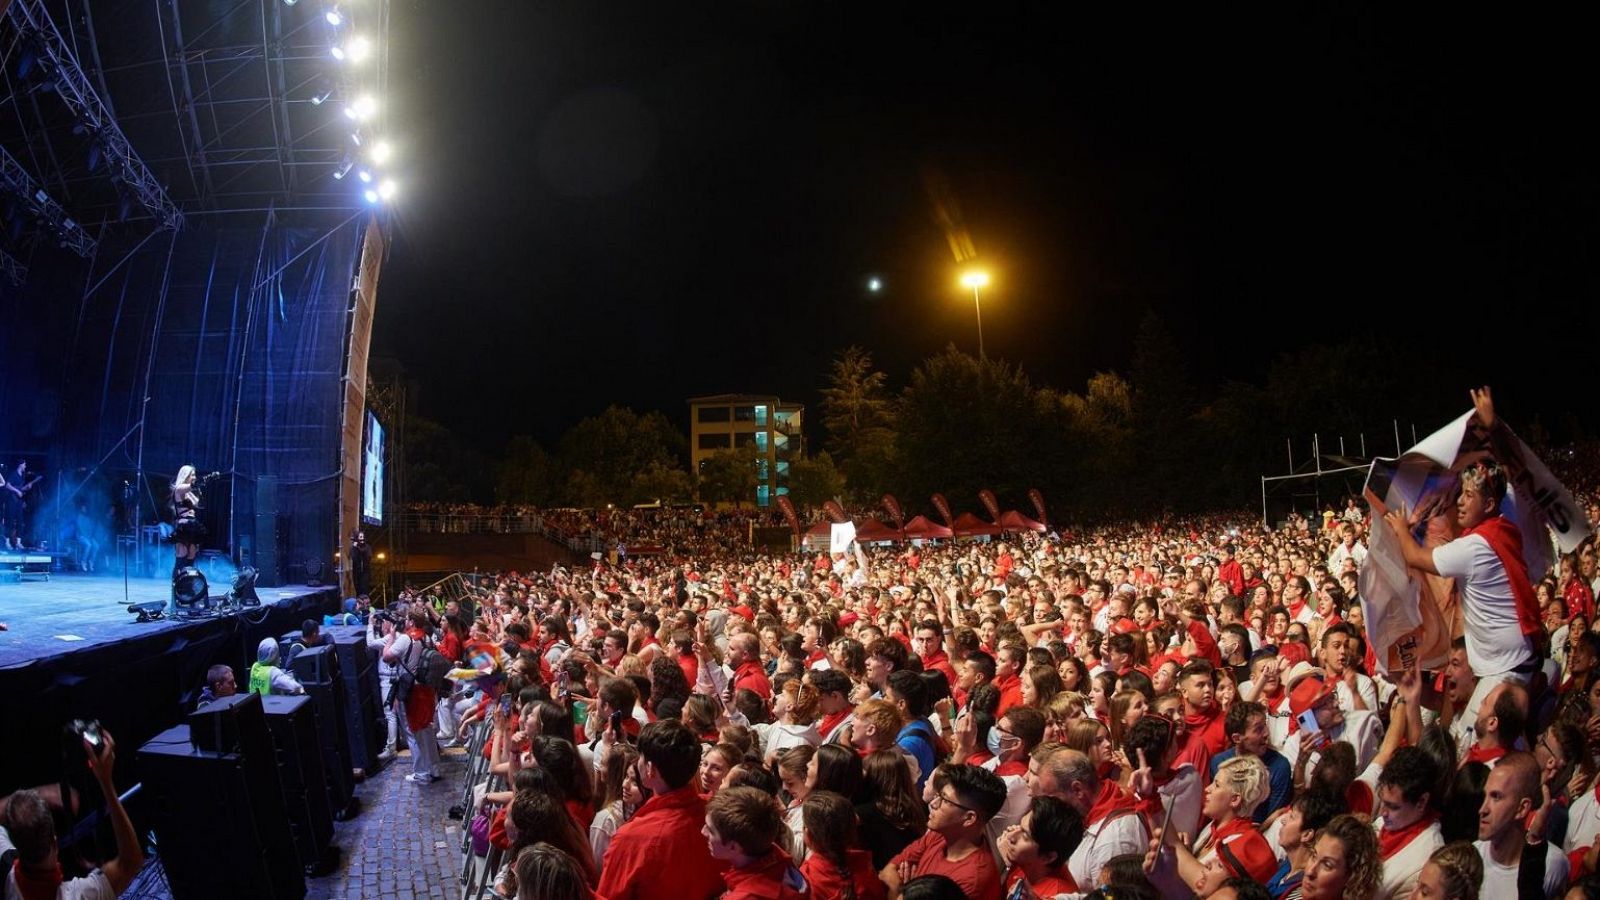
top-left (0, 143), bottom-right (96, 256)
top-left (7, 0), bottom-right (184, 230)
top-left (0, 246), bottom-right (26, 285)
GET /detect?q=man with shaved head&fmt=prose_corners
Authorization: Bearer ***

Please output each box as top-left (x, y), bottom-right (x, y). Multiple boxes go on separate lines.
top-left (1475, 751), bottom-right (1568, 896)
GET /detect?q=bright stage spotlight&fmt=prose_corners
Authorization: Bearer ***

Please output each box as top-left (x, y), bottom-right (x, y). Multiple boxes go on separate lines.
top-left (357, 169), bottom-right (372, 183)
top-left (346, 36), bottom-right (372, 62)
top-left (234, 567), bottom-right (261, 606)
top-left (172, 567), bottom-right (211, 616)
top-left (353, 95), bottom-right (377, 119)
top-left (312, 88), bottom-right (333, 105)
top-left (343, 105), bottom-right (358, 121)
top-left (370, 140), bottom-right (392, 164)
top-left (377, 180), bottom-right (397, 201)
top-left (330, 44), bottom-right (345, 61)
top-left (325, 6), bottom-right (343, 26)
top-left (363, 188), bottom-right (379, 204)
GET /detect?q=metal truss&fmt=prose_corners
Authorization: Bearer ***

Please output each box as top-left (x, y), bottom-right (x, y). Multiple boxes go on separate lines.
top-left (0, 244), bottom-right (24, 285)
top-left (0, 140), bottom-right (94, 256)
top-left (6, 0), bottom-right (184, 230)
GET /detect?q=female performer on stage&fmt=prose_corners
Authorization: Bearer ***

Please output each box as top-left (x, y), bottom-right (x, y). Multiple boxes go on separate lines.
top-left (170, 466), bottom-right (206, 581)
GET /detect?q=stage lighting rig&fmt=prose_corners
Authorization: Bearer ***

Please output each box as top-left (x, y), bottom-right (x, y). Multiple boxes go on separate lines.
top-left (233, 567), bottom-right (261, 606)
top-left (5, 0), bottom-right (183, 230)
top-left (0, 145), bottom-right (94, 256)
top-left (172, 567), bottom-right (212, 617)
top-left (128, 600), bottom-right (166, 623)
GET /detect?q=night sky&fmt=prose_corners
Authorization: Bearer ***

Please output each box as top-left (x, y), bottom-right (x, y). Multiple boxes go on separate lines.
top-left (374, 4), bottom-right (1600, 451)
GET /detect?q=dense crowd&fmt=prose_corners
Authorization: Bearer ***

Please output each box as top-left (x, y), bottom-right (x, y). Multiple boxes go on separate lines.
top-left (348, 416), bottom-right (1600, 900)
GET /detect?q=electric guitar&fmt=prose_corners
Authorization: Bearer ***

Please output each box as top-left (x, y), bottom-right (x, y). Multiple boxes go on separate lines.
top-left (3, 474), bottom-right (41, 499)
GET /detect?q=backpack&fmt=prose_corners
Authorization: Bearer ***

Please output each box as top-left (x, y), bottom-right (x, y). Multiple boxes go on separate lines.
top-left (396, 632), bottom-right (451, 695)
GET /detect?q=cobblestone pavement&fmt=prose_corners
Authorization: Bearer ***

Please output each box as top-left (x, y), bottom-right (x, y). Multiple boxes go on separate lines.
top-left (306, 743), bottom-right (472, 900)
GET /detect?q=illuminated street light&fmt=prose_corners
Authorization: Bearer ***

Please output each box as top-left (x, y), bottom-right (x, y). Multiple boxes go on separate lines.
top-left (960, 270), bottom-right (990, 360)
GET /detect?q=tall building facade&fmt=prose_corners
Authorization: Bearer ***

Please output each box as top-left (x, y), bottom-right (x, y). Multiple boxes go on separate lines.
top-left (687, 394), bottom-right (804, 507)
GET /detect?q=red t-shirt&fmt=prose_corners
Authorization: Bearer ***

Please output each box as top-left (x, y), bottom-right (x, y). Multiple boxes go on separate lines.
top-left (597, 786), bottom-right (727, 900)
top-left (891, 831), bottom-right (1001, 900)
top-left (801, 848), bottom-right (886, 900)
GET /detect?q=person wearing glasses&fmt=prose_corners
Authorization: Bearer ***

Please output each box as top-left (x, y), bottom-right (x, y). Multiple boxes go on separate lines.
top-left (882, 764), bottom-right (1008, 900)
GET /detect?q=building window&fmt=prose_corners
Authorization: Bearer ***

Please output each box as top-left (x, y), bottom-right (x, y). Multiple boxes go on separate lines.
top-left (754, 432), bottom-right (768, 452)
top-left (754, 405), bottom-right (769, 427)
top-left (756, 485), bottom-right (771, 507)
top-left (734, 406), bottom-right (758, 422)
top-left (756, 459), bottom-right (770, 481)
top-left (734, 432), bottom-right (758, 448)
top-left (698, 406), bottom-right (731, 423)
top-left (698, 433), bottom-right (731, 450)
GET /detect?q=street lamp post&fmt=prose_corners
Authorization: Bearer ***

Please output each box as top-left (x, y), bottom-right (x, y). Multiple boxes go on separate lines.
top-left (960, 270), bottom-right (990, 360)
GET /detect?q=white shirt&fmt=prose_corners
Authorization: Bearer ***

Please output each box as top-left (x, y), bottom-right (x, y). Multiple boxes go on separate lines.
top-left (1334, 672), bottom-right (1379, 713)
top-left (981, 758), bottom-right (1032, 864)
top-left (1067, 810), bottom-right (1149, 892)
top-left (1433, 534), bottom-right (1534, 677)
top-left (0, 827), bottom-right (115, 900)
top-left (1474, 838), bottom-right (1567, 899)
top-left (1564, 786), bottom-right (1600, 860)
top-left (1280, 709), bottom-right (1384, 776)
top-left (1373, 819), bottom-right (1443, 900)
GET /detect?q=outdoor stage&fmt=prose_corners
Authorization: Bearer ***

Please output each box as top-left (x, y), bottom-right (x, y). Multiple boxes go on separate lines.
top-left (0, 571), bottom-right (342, 785)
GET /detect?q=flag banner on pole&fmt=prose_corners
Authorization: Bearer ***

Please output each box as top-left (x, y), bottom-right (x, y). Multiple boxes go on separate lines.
top-left (931, 493), bottom-right (954, 527)
top-left (881, 494), bottom-right (905, 530)
top-left (775, 495), bottom-right (801, 536)
top-left (978, 489), bottom-right (1001, 522)
top-left (822, 500), bottom-right (849, 524)
top-left (1027, 488), bottom-right (1049, 528)
top-left (1359, 410), bottom-right (1592, 676)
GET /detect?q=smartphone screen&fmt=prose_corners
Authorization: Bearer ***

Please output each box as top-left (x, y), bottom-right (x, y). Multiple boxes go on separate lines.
top-left (1158, 792), bottom-right (1176, 848)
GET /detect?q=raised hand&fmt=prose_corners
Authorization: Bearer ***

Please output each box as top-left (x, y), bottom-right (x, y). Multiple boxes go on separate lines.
top-left (1129, 747), bottom-right (1154, 797)
top-left (1470, 386), bottom-right (1496, 430)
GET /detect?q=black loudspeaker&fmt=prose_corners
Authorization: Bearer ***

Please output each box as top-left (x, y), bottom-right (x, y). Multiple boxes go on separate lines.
top-left (255, 477), bottom-right (280, 586)
top-left (139, 720), bottom-right (306, 900)
top-left (325, 625), bottom-right (386, 772)
top-left (260, 696), bottom-right (335, 868)
top-left (288, 645), bottom-right (354, 808)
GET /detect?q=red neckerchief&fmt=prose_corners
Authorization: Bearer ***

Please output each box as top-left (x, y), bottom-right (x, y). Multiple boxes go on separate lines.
top-left (1346, 781), bottom-right (1375, 816)
top-left (1286, 596), bottom-right (1310, 620)
top-left (12, 861), bottom-right (64, 900)
top-left (818, 708), bottom-right (852, 738)
top-left (1086, 779), bottom-right (1138, 827)
top-left (1377, 811), bottom-right (1440, 859)
top-left (1464, 743), bottom-right (1508, 766)
top-left (1260, 685), bottom-right (1287, 712)
top-left (1461, 515), bottom-right (1541, 637)
top-left (1199, 816), bottom-right (1255, 858)
top-left (966, 749), bottom-right (995, 767)
top-left (1184, 700), bottom-right (1220, 733)
top-left (995, 759), bottom-right (1029, 778)
top-left (805, 649), bottom-right (826, 667)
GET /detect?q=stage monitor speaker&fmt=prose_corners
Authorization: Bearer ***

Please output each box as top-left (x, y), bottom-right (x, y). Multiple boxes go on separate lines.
top-left (260, 695), bottom-right (335, 867)
top-left (255, 477), bottom-right (280, 587)
top-left (324, 625), bottom-right (386, 771)
top-left (189, 691), bottom-right (275, 760)
top-left (288, 645), bottom-right (355, 808)
top-left (138, 724), bottom-right (306, 900)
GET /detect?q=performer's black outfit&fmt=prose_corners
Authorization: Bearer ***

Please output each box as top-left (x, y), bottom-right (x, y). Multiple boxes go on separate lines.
top-left (169, 474), bottom-right (207, 581)
top-left (350, 533), bottom-right (372, 596)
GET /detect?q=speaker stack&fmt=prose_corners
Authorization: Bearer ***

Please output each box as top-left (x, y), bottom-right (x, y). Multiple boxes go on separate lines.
top-left (260, 696), bottom-right (337, 872)
top-left (324, 624), bottom-right (388, 774)
top-left (137, 695), bottom-right (305, 900)
top-left (286, 645), bottom-right (355, 812)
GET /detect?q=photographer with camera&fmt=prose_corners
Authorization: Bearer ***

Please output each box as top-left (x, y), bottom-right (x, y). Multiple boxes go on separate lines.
top-left (368, 609), bottom-right (402, 762)
top-left (0, 728), bottom-right (144, 899)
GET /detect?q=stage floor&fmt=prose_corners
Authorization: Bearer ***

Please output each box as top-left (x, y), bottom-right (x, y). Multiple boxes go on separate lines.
top-left (0, 573), bottom-right (338, 670)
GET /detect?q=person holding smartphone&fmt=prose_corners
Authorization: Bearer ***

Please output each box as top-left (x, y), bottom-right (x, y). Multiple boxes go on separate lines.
top-left (0, 729), bottom-right (144, 898)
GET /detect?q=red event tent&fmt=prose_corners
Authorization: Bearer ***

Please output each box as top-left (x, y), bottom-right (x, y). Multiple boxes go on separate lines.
top-left (997, 510), bottom-right (1047, 533)
top-left (951, 511), bottom-right (1002, 538)
top-left (902, 515), bottom-right (953, 540)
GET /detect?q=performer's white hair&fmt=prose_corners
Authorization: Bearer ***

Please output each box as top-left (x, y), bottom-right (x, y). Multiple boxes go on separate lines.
top-left (174, 465), bottom-right (196, 491)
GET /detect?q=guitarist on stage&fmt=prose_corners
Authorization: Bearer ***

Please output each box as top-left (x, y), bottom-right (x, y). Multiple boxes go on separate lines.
top-left (0, 459), bottom-right (40, 550)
